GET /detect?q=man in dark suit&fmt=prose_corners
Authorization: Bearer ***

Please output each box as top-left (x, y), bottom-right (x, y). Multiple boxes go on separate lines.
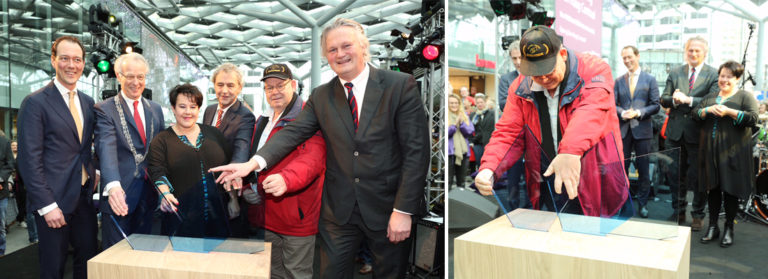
top-left (660, 36), bottom-right (719, 230)
top-left (212, 18), bottom-right (429, 279)
top-left (95, 52), bottom-right (165, 249)
top-left (614, 46), bottom-right (660, 218)
top-left (18, 36), bottom-right (98, 279)
top-left (202, 63), bottom-right (255, 237)
top-left (497, 40), bottom-right (522, 111)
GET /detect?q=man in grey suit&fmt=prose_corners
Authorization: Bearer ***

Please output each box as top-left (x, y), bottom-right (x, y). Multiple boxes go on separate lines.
top-left (18, 36), bottom-right (98, 279)
top-left (212, 18), bottom-right (429, 279)
top-left (614, 46), bottom-right (660, 218)
top-left (660, 36), bottom-right (719, 230)
top-left (95, 52), bottom-right (165, 249)
top-left (202, 63), bottom-right (255, 237)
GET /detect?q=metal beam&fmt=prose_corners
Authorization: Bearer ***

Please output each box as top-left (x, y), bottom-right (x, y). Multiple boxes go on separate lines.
top-left (701, 3), bottom-right (755, 20)
top-left (317, 0), bottom-right (356, 26)
top-left (244, 43), bottom-right (277, 64)
top-left (277, 0), bottom-right (318, 27)
top-left (311, 26), bottom-right (322, 90)
top-left (726, 0), bottom-right (760, 20)
top-left (234, 10), bottom-right (309, 28)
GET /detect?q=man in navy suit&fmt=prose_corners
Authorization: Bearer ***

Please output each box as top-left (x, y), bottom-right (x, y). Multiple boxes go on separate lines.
top-left (95, 52), bottom-right (165, 249)
top-left (18, 36), bottom-right (98, 279)
top-left (202, 63), bottom-right (255, 237)
top-left (614, 46), bottom-right (660, 218)
top-left (212, 18), bottom-right (429, 278)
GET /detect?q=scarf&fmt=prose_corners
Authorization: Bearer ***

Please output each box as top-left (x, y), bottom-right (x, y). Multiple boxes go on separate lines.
top-left (450, 112), bottom-right (468, 165)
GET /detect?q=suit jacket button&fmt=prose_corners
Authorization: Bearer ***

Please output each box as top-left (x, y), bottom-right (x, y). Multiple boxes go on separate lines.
top-left (353, 151), bottom-right (359, 157)
top-left (354, 178), bottom-right (360, 183)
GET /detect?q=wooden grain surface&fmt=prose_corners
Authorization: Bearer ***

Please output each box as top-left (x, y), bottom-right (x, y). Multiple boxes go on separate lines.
top-left (88, 239), bottom-right (271, 279)
top-left (454, 211), bottom-right (690, 279)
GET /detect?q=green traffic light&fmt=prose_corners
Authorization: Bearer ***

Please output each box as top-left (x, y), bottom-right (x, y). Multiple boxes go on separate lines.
top-left (96, 60), bottom-right (111, 73)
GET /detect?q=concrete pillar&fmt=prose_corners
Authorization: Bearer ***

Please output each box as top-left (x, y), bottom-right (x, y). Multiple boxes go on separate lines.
top-left (756, 20), bottom-right (766, 91)
top-left (311, 26), bottom-right (322, 90)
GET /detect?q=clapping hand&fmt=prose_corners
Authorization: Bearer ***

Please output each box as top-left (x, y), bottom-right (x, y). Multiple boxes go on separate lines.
top-left (672, 89), bottom-right (690, 105)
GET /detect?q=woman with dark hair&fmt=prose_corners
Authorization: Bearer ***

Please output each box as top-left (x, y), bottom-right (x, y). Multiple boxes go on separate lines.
top-left (147, 83), bottom-right (233, 238)
top-left (694, 61), bottom-right (758, 247)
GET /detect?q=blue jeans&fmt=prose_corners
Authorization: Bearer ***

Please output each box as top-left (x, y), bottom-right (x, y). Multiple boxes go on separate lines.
top-left (26, 212), bottom-right (38, 242)
top-left (0, 197), bottom-right (7, 255)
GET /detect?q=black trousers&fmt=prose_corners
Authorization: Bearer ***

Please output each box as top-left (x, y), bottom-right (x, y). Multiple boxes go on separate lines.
top-left (665, 137), bottom-right (707, 219)
top-left (317, 205), bottom-right (412, 279)
top-left (623, 135), bottom-right (652, 207)
top-left (448, 154), bottom-right (469, 187)
top-left (35, 188), bottom-right (98, 279)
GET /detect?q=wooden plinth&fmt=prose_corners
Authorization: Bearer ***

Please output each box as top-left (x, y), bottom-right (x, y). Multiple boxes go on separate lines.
top-left (88, 239), bottom-right (271, 279)
top-left (454, 211), bottom-right (690, 279)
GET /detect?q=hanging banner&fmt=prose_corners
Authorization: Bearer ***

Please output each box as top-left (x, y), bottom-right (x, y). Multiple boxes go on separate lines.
top-left (555, 0), bottom-right (603, 56)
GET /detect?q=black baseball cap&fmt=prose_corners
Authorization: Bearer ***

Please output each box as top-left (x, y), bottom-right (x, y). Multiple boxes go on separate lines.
top-left (261, 63), bottom-right (292, 81)
top-left (519, 26), bottom-right (562, 76)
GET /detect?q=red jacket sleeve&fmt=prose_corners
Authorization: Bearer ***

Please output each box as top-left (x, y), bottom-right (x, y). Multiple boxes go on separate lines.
top-left (480, 76), bottom-right (526, 179)
top-left (275, 132), bottom-right (326, 194)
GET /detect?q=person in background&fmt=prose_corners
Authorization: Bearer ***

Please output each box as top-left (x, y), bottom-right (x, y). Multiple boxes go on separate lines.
top-left (659, 36), bottom-right (719, 230)
top-left (498, 40), bottom-right (522, 111)
top-left (448, 94), bottom-right (474, 188)
top-left (694, 61), bottom-right (757, 247)
top-left (614, 45), bottom-right (660, 218)
top-left (0, 131), bottom-right (14, 256)
top-left (11, 140), bottom-right (38, 243)
top-left (471, 93), bottom-right (495, 164)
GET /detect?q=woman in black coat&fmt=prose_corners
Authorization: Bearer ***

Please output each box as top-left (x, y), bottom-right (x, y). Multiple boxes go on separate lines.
top-left (694, 61), bottom-right (758, 247)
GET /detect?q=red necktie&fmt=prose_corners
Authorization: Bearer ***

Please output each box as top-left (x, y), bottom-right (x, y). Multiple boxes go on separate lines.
top-left (344, 82), bottom-right (358, 132)
top-left (688, 67), bottom-right (696, 92)
top-left (133, 100), bottom-right (146, 145)
top-left (216, 109), bottom-right (223, 128)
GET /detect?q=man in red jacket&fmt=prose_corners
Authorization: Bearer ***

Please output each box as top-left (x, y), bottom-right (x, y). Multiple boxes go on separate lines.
top-left (243, 64), bottom-right (326, 278)
top-left (476, 26), bottom-right (628, 217)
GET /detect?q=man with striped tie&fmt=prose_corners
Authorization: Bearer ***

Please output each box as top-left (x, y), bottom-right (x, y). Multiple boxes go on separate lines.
top-left (202, 63), bottom-right (255, 237)
top-left (660, 36), bottom-right (719, 230)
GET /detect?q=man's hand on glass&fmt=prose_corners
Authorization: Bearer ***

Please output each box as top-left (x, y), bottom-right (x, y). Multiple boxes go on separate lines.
top-left (474, 169), bottom-right (494, 196)
top-left (543, 153), bottom-right (582, 200)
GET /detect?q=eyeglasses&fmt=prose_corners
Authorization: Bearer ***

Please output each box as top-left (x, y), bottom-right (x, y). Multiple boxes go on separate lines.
top-left (265, 80), bottom-right (291, 93)
top-left (57, 56), bottom-right (83, 64)
top-left (120, 74), bottom-right (146, 81)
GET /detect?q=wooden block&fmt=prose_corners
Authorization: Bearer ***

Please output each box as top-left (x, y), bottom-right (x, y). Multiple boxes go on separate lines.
top-left (88, 239), bottom-right (271, 279)
top-left (455, 211), bottom-right (690, 279)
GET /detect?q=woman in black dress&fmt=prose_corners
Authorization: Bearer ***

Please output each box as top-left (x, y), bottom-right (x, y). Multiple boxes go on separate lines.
top-left (694, 61), bottom-right (758, 247)
top-left (148, 84), bottom-right (232, 238)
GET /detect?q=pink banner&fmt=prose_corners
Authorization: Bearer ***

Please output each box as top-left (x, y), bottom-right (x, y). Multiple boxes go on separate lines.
top-left (555, 0), bottom-right (603, 56)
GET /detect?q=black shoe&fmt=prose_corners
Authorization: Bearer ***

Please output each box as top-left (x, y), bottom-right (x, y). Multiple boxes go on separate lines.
top-left (720, 226), bottom-right (733, 247)
top-left (700, 226), bottom-right (719, 243)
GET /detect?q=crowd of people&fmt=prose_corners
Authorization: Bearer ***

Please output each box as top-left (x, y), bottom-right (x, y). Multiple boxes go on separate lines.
top-left (2, 17), bottom-right (429, 279)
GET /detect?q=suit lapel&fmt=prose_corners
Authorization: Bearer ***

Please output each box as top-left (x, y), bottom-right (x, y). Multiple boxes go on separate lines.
top-left (77, 91), bottom-right (92, 144)
top-left (118, 96), bottom-right (140, 135)
top-left (220, 100), bottom-right (240, 132)
top-left (203, 105), bottom-right (215, 126)
top-left (357, 67), bottom-right (385, 138)
top-left (43, 82), bottom-right (79, 142)
top-left (141, 99), bottom-right (155, 142)
top-left (692, 65), bottom-right (710, 95)
top-left (329, 79), bottom-right (355, 138)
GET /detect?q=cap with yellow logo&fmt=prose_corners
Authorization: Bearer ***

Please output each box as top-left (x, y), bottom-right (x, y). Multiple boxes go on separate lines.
top-left (261, 63), bottom-right (293, 81)
top-left (519, 26), bottom-right (562, 76)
